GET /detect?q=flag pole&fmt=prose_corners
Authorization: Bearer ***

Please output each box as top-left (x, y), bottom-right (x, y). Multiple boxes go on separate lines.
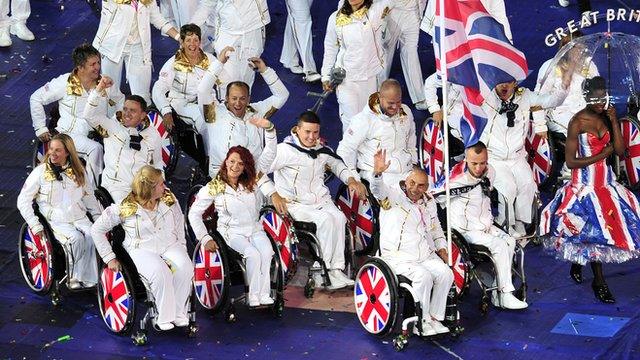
top-left (438, 0), bottom-right (452, 267)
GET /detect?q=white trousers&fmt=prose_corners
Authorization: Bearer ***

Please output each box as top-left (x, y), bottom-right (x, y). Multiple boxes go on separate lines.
top-left (336, 76), bottom-right (378, 133)
top-left (0, 0), bottom-right (29, 28)
top-left (100, 42), bottom-right (152, 103)
top-left (288, 201), bottom-right (347, 270)
top-left (380, 8), bottom-right (424, 104)
top-left (461, 225), bottom-right (516, 293)
top-left (66, 132), bottom-right (103, 182)
top-left (388, 253), bottom-right (453, 321)
top-left (128, 244), bottom-right (193, 325)
top-left (159, 0), bottom-right (214, 51)
top-left (491, 156), bottom-right (537, 226)
top-left (49, 217), bottom-right (98, 285)
top-left (280, 0), bottom-right (316, 73)
top-left (226, 228), bottom-right (274, 300)
top-left (214, 28), bottom-right (265, 97)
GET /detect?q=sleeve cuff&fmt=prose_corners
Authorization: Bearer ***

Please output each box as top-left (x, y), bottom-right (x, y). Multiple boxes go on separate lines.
top-left (201, 234), bottom-right (214, 246)
top-left (102, 252), bottom-right (117, 264)
top-left (35, 127), bottom-right (49, 136)
top-left (428, 104), bottom-right (441, 114)
top-left (161, 107), bottom-right (172, 116)
top-left (261, 67), bottom-right (277, 83)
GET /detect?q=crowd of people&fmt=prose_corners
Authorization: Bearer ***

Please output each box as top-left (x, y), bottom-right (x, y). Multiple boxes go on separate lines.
top-left (14, 0), bottom-right (640, 337)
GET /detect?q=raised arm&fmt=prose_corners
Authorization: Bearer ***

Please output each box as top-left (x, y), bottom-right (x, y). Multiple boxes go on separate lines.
top-left (197, 50), bottom-right (230, 107)
top-left (83, 77), bottom-right (120, 133)
top-left (250, 58), bottom-right (290, 115)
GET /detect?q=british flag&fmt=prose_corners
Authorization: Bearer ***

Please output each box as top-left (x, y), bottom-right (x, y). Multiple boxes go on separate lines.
top-left (434, 0), bottom-right (528, 146)
top-left (100, 268), bottom-right (131, 332)
top-left (35, 141), bottom-right (48, 165)
top-left (451, 241), bottom-right (468, 296)
top-left (336, 187), bottom-right (374, 252)
top-left (420, 120), bottom-right (445, 186)
top-left (147, 111), bottom-right (175, 170)
top-left (24, 228), bottom-right (52, 290)
top-left (525, 121), bottom-right (553, 185)
top-left (261, 210), bottom-right (297, 280)
top-left (355, 264), bottom-right (391, 334)
top-left (621, 119), bottom-right (640, 187)
top-left (193, 244), bottom-right (224, 309)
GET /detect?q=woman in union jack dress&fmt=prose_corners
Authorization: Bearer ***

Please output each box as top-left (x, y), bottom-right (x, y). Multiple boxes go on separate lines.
top-left (540, 76), bottom-right (640, 304)
top-left (188, 117), bottom-right (277, 307)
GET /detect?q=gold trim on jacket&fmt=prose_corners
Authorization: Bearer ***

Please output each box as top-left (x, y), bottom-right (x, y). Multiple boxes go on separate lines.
top-left (207, 176), bottom-right (226, 197)
top-left (173, 48), bottom-right (210, 73)
top-left (115, 0), bottom-right (153, 6)
top-left (336, 6), bottom-right (369, 27)
top-left (43, 162), bottom-right (76, 182)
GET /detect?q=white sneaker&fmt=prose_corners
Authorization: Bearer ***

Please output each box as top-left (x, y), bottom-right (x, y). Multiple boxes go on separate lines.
top-left (248, 295), bottom-right (260, 307)
top-left (0, 27), bottom-right (11, 47)
top-left (494, 291), bottom-right (528, 310)
top-left (558, 0), bottom-right (570, 7)
top-left (286, 65), bottom-right (304, 74)
top-left (259, 295), bottom-right (275, 305)
top-left (303, 72), bottom-right (321, 83)
top-left (430, 320), bottom-right (450, 334)
top-left (331, 270), bottom-right (355, 287)
top-left (413, 320), bottom-right (437, 337)
top-left (10, 22), bottom-right (35, 41)
top-left (155, 322), bottom-right (175, 331)
top-left (68, 279), bottom-right (83, 290)
top-left (414, 100), bottom-right (429, 111)
top-left (327, 271), bottom-right (347, 290)
top-left (173, 315), bottom-right (189, 327)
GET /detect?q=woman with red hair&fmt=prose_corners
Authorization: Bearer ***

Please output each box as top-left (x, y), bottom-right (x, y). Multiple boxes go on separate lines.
top-left (188, 117), bottom-right (277, 306)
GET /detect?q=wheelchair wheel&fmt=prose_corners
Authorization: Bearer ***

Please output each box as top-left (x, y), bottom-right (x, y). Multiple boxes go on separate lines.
top-left (419, 118), bottom-right (446, 186)
top-left (18, 223), bottom-right (54, 294)
top-left (451, 233), bottom-right (471, 300)
top-left (525, 120), bottom-right (555, 188)
top-left (97, 265), bottom-right (136, 335)
top-left (354, 258), bottom-right (398, 336)
top-left (335, 183), bottom-right (379, 256)
top-left (148, 111), bottom-right (179, 179)
top-left (618, 116), bottom-right (640, 191)
top-left (185, 184), bottom-right (218, 249)
top-left (32, 139), bottom-right (48, 168)
top-left (192, 240), bottom-right (229, 313)
top-left (260, 207), bottom-right (298, 285)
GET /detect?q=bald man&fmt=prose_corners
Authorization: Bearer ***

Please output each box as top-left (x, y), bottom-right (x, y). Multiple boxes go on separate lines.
top-left (370, 148), bottom-right (453, 336)
top-left (337, 79), bottom-right (417, 186)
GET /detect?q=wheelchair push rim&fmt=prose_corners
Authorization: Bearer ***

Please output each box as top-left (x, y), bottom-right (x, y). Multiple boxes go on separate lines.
top-left (335, 183), bottom-right (379, 256)
top-left (192, 241), bottom-right (228, 312)
top-left (18, 223), bottom-right (54, 294)
top-left (354, 258), bottom-right (398, 336)
top-left (97, 266), bottom-right (136, 334)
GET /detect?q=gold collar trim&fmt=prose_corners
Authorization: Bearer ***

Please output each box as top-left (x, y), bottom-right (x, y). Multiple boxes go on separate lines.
top-left (336, 6), bottom-right (369, 27)
top-left (173, 48), bottom-right (210, 73)
top-left (115, 0), bottom-right (153, 6)
top-left (207, 176), bottom-right (226, 197)
top-left (43, 162), bottom-right (76, 182)
top-left (161, 189), bottom-right (177, 207)
top-left (119, 195), bottom-right (138, 218)
top-left (66, 71), bottom-right (98, 97)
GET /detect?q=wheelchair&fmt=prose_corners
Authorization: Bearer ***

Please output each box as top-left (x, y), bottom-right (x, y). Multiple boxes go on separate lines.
top-left (184, 185), bottom-right (288, 322)
top-left (18, 208), bottom-right (98, 306)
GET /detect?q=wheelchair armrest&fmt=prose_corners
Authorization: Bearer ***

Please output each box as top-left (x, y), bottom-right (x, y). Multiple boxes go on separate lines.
top-left (397, 275), bottom-right (412, 286)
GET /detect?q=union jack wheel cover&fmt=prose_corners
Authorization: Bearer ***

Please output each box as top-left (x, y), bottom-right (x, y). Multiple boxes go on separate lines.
top-left (32, 140), bottom-right (49, 167)
top-left (98, 267), bottom-right (134, 333)
top-left (419, 118), bottom-right (445, 186)
top-left (260, 209), bottom-right (298, 284)
top-left (192, 242), bottom-right (225, 310)
top-left (354, 259), bottom-right (398, 336)
top-left (451, 236), bottom-right (470, 298)
top-left (335, 185), bottom-right (375, 254)
top-left (18, 223), bottom-right (54, 293)
top-left (148, 111), bottom-right (177, 174)
top-left (525, 121), bottom-right (554, 186)
top-left (619, 118), bottom-right (640, 190)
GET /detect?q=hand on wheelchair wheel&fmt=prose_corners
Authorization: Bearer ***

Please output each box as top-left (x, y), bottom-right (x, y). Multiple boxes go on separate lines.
top-left (107, 259), bottom-right (121, 272)
top-left (162, 113), bottom-right (174, 131)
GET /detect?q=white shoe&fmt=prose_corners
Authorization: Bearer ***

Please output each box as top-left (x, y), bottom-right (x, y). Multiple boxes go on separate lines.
top-left (430, 320), bottom-right (450, 334)
top-left (173, 316), bottom-right (189, 327)
top-left (10, 22), bottom-right (35, 41)
top-left (303, 72), bottom-right (321, 83)
top-left (327, 271), bottom-right (347, 290)
top-left (494, 292), bottom-right (528, 310)
top-left (414, 100), bottom-right (429, 111)
top-left (248, 295), bottom-right (260, 307)
top-left (287, 65), bottom-right (304, 74)
top-left (259, 295), bottom-right (275, 305)
top-left (68, 279), bottom-right (83, 290)
top-left (413, 320), bottom-right (437, 337)
top-left (155, 322), bottom-right (175, 331)
top-left (331, 270), bottom-right (355, 287)
top-left (0, 28), bottom-right (11, 47)
top-left (558, 0), bottom-right (569, 7)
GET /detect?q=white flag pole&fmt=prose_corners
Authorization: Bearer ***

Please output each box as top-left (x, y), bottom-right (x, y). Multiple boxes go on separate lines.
top-left (438, 0), bottom-right (452, 267)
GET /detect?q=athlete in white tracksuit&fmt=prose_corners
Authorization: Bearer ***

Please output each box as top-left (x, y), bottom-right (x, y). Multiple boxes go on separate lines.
top-left (30, 45), bottom-right (123, 182)
top-left (188, 122), bottom-right (277, 306)
top-left (421, 0), bottom-right (512, 43)
top-left (83, 79), bottom-right (164, 203)
top-left (280, 0), bottom-right (319, 81)
top-left (370, 152), bottom-right (452, 335)
top-left (92, 188), bottom-right (192, 330)
top-left (380, 0), bottom-right (426, 106)
top-left (17, 145), bottom-right (101, 288)
top-left (337, 86), bottom-right (417, 185)
top-left (198, 62), bottom-right (289, 177)
top-left (321, 0), bottom-right (391, 132)
top-left (442, 145), bottom-right (527, 309)
top-left (92, 0), bottom-right (178, 103)
top-left (480, 82), bottom-right (567, 235)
